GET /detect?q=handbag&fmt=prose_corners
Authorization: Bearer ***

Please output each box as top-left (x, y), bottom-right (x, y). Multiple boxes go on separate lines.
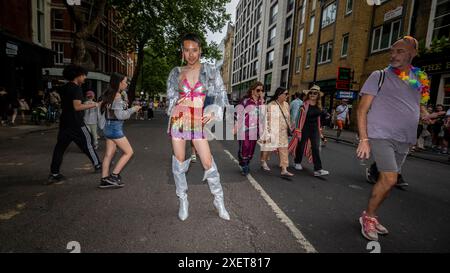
top-left (276, 101), bottom-right (293, 137)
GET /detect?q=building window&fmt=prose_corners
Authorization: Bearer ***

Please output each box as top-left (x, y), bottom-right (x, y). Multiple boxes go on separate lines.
top-left (432, 0), bottom-right (450, 40)
top-left (52, 10), bottom-right (64, 30)
top-left (253, 59), bottom-right (259, 76)
top-left (270, 2), bottom-right (278, 25)
top-left (264, 73), bottom-right (272, 94)
top-left (341, 34), bottom-right (349, 57)
top-left (266, 50), bottom-right (274, 70)
top-left (37, 0), bottom-right (45, 44)
top-left (346, 0), bottom-right (353, 15)
top-left (298, 28), bottom-right (304, 45)
top-left (254, 23), bottom-right (261, 40)
top-left (99, 51), bottom-right (106, 71)
top-left (257, 4), bottom-right (262, 20)
top-left (285, 15), bottom-right (293, 39)
top-left (305, 49), bottom-right (311, 68)
top-left (309, 15), bottom-right (315, 34)
top-left (268, 27), bottom-right (276, 47)
top-left (254, 41), bottom-right (260, 58)
top-left (295, 56), bottom-right (301, 73)
top-left (371, 19), bottom-right (401, 53)
top-left (52, 42), bottom-right (64, 65)
top-left (301, 0), bottom-right (307, 24)
top-left (318, 41), bottom-right (333, 64)
top-left (280, 69), bottom-right (288, 88)
top-left (287, 0), bottom-right (294, 13)
top-left (442, 77), bottom-right (450, 107)
top-left (322, 2), bottom-right (337, 28)
top-left (282, 43), bottom-right (290, 66)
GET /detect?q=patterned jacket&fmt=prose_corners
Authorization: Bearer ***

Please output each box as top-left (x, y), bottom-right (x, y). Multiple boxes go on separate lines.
top-left (166, 63), bottom-right (230, 120)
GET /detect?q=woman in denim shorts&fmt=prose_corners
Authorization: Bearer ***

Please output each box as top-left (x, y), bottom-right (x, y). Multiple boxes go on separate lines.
top-left (99, 73), bottom-right (141, 189)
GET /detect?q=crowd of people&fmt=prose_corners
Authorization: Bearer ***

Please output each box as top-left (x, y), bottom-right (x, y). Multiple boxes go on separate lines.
top-left (3, 32), bottom-right (448, 244)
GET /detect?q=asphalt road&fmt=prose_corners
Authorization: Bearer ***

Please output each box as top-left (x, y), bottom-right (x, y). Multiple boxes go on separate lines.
top-left (0, 111), bottom-right (449, 253)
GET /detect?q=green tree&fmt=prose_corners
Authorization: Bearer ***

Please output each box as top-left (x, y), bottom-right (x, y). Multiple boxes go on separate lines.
top-left (64, 0), bottom-right (108, 68)
top-left (112, 0), bottom-right (230, 102)
top-left (136, 47), bottom-right (171, 98)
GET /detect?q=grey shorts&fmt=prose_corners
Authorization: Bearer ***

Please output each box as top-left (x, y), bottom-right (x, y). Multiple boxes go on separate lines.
top-left (370, 139), bottom-right (410, 173)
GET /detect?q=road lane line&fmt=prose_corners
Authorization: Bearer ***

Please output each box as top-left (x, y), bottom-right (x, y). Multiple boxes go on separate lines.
top-left (223, 149), bottom-right (317, 253)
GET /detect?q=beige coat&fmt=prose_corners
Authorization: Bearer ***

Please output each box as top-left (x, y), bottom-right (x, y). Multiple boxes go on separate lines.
top-left (259, 100), bottom-right (290, 151)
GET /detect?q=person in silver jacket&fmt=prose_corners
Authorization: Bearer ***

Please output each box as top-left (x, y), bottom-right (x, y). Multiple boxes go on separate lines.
top-left (166, 33), bottom-right (230, 221)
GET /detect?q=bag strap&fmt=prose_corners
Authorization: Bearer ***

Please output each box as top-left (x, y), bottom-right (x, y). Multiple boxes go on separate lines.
top-left (276, 101), bottom-right (290, 129)
top-left (377, 69), bottom-right (385, 94)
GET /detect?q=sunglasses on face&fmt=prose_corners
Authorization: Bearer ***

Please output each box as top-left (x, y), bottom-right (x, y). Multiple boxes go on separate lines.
top-left (310, 92), bottom-right (319, 95)
top-left (255, 88), bottom-right (263, 93)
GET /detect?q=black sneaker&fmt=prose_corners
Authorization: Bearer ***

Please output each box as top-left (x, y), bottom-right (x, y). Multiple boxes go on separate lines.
top-left (365, 168), bottom-right (376, 184)
top-left (46, 174), bottom-right (65, 185)
top-left (395, 174), bottom-right (409, 188)
top-left (98, 177), bottom-right (122, 189)
top-left (111, 174), bottom-right (123, 186)
top-left (241, 165), bottom-right (249, 176)
top-left (94, 164), bottom-right (102, 172)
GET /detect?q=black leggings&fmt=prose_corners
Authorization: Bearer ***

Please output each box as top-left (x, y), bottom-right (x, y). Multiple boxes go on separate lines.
top-left (294, 125), bottom-right (322, 171)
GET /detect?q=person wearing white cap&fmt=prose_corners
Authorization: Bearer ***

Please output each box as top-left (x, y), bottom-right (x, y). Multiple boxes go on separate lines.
top-left (83, 90), bottom-right (99, 149)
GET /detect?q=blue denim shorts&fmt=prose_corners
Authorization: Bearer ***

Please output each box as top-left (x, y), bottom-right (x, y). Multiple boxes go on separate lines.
top-left (104, 120), bottom-right (125, 139)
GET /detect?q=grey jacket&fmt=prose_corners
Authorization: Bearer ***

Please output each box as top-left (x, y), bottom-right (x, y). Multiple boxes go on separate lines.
top-left (107, 95), bottom-right (137, 120)
top-left (166, 63), bottom-right (230, 119)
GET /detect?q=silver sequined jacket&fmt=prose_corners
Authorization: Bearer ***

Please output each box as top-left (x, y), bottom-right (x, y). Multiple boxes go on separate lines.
top-left (166, 63), bottom-right (230, 119)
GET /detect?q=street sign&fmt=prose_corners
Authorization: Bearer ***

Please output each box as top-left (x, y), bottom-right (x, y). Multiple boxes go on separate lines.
top-left (337, 67), bottom-right (352, 91)
top-left (336, 91), bottom-right (356, 99)
top-left (336, 81), bottom-right (351, 90)
top-left (337, 67), bottom-right (351, 81)
top-left (6, 42), bottom-right (18, 57)
top-left (384, 6), bottom-right (403, 22)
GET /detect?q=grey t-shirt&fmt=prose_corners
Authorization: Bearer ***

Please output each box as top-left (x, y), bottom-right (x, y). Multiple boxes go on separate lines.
top-left (360, 68), bottom-right (421, 144)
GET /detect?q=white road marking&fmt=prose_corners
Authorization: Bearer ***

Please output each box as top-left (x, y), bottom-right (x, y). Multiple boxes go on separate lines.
top-left (223, 149), bottom-right (317, 253)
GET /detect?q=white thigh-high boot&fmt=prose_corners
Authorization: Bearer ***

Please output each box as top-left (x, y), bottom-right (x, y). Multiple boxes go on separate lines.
top-left (203, 157), bottom-right (230, 220)
top-left (172, 156), bottom-right (191, 221)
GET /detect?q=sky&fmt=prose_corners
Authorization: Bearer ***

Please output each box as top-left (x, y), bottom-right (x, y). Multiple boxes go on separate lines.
top-left (206, 0), bottom-right (240, 45)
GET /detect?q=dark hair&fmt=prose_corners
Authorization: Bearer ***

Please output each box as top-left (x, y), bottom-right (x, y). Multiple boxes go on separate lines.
top-left (181, 33), bottom-right (202, 48)
top-left (294, 92), bottom-right (301, 99)
top-left (101, 72), bottom-right (126, 113)
top-left (63, 64), bottom-right (88, 81)
top-left (245, 81), bottom-right (263, 98)
top-left (268, 87), bottom-right (288, 103)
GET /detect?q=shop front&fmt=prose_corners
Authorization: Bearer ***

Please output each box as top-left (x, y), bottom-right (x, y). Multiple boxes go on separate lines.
top-left (0, 32), bottom-right (54, 103)
top-left (414, 54), bottom-right (450, 109)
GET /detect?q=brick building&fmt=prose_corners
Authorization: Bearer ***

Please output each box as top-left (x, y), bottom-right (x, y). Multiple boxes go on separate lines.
top-left (220, 22), bottom-right (235, 99)
top-left (289, 0), bottom-right (450, 121)
top-left (0, 0), bottom-right (54, 103)
top-left (44, 0), bottom-right (134, 97)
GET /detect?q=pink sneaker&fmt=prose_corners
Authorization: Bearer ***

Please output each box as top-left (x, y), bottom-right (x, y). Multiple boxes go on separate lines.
top-left (359, 211), bottom-right (389, 240)
top-left (359, 211), bottom-right (378, 241)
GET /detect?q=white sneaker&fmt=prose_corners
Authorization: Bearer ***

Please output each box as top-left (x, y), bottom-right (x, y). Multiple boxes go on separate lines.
top-left (294, 164), bottom-right (303, 170)
top-left (191, 154), bottom-right (197, 163)
top-left (314, 169), bottom-right (329, 176)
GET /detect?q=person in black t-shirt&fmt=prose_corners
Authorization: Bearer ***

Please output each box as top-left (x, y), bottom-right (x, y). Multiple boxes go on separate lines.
top-left (48, 65), bottom-right (102, 184)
